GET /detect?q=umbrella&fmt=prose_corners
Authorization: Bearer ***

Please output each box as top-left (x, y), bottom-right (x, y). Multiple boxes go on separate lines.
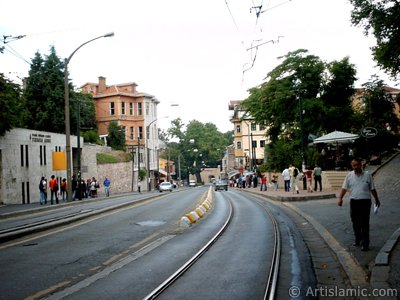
top-left (313, 130), bottom-right (359, 144)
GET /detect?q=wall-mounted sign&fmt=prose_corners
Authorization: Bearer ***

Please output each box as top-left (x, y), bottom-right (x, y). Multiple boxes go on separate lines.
top-left (30, 133), bottom-right (52, 143)
top-left (361, 127), bottom-right (378, 138)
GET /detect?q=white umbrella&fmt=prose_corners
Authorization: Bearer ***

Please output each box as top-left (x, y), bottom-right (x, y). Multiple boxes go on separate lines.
top-left (313, 130), bottom-right (359, 144)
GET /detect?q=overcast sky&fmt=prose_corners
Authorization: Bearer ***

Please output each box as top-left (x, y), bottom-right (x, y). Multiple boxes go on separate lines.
top-left (1, 0), bottom-right (396, 133)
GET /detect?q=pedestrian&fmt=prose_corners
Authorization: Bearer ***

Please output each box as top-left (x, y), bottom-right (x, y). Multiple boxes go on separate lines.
top-left (90, 177), bottom-right (98, 197)
top-left (313, 163), bottom-right (322, 192)
top-left (289, 164), bottom-right (300, 194)
top-left (103, 177), bottom-right (111, 197)
top-left (253, 175), bottom-right (258, 188)
top-left (282, 168), bottom-right (290, 192)
top-left (271, 173), bottom-right (279, 191)
top-left (260, 174), bottom-right (267, 191)
top-left (61, 178), bottom-right (67, 201)
top-left (338, 158), bottom-right (381, 251)
top-left (39, 176), bottom-right (47, 205)
top-left (72, 175), bottom-right (78, 200)
top-left (49, 175), bottom-right (59, 204)
top-left (304, 166), bottom-right (313, 193)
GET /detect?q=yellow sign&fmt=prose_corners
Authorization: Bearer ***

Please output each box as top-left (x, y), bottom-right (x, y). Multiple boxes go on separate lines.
top-left (52, 152), bottom-right (66, 171)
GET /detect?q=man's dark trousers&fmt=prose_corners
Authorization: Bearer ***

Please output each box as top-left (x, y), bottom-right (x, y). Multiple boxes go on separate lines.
top-left (350, 199), bottom-right (371, 247)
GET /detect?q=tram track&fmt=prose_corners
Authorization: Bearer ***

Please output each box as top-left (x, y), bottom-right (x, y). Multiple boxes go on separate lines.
top-left (143, 191), bottom-right (282, 300)
top-left (0, 193), bottom-right (170, 244)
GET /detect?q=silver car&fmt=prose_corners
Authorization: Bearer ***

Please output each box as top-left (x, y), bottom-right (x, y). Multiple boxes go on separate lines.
top-left (159, 182), bottom-right (173, 192)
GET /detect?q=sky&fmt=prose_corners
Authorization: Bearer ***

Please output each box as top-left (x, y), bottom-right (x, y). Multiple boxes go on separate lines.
top-left (1, 0), bottom-right (396, 133)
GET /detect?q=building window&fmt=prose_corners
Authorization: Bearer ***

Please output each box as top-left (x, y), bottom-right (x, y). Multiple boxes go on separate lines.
top-left (129, 103), bottom-right (134, 115)
top-left (236, 125), bottom-right (241, 133)
top-left (252, 140), bottom-right (257, 148)
top-left (25, 145), bottom-right (29, 166)
top-left (260, 140), bottom-right (266, 148)
top-left (110, 102), bottom-right (115, 115)
top-left (121, 102), bottom-right (126, 115)
top-left (130, 126), bottom-right (134, 140)
top-left (138, 103), bottom-right (142, 115)
top-left (138, 126), bottom-right (143, 139)
top-left (40, 146), bottom-right (43, 166)
top-left (44, 145), bottom-right (47, 165)
top-left (259, 124), bottom-right (266, 131)
top-left (146, 103), bottom-right (150, 115)
top-left (237, 141), bottom-right (242, 149)
top-left (251, 123), bottom-right (256, 131)
top-left (20, 145), bottom-right (24, 167)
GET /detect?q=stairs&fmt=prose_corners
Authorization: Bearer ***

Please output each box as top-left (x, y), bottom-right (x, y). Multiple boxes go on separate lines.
top-left (323, 171), bottom-right (348, 190)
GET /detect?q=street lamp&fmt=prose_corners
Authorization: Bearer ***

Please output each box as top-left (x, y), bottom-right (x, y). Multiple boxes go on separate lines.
top-left (64, 32), bottom-right (114, 202)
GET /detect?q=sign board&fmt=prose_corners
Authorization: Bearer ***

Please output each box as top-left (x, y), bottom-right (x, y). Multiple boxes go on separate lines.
top-left (361, 127), bottom-right (378, 138)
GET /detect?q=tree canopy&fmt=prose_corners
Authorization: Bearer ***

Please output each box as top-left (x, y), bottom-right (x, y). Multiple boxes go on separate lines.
top-left (350, 0), bottom-right (400, 79)
top-left (241, 49), bottom-right (358, 170)
top-left (23, 46), bottom-right (96, 135)
top-left (161, 118), bottom-right (232, 182)
top-left (0, 73), bottom-right (24, 136)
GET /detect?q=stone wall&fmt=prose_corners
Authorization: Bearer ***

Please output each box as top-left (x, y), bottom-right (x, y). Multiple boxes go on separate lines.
top-left (97, 161), bottom-right (134, 195)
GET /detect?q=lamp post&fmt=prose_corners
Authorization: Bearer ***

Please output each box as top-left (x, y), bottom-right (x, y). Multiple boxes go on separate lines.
top-left (64, 32), bottom-right (114, 202)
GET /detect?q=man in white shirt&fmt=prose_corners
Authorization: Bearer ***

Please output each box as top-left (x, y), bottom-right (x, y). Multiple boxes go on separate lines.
top-left (338, 158), bottom-right (380, 251)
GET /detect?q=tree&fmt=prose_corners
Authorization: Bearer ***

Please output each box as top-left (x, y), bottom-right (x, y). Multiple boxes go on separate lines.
top-left (24, 47), bottom-right (66, 133)
top-left (162, 118), bottom-right (230, 183)
top-left (0, 73), bottom-right (24, 135)
top-left (241, 49), bottom-right (358, 170)
top-left (70, 92), bottom-right (97, 136)
top-left (321, 57), bottom-right (358, 132)
top-left (107, 121), bottom-right (125, 150)
top-left (350, 0), bottom-right (400, 78)
top-left (360, 76), bottom-right (399, 130)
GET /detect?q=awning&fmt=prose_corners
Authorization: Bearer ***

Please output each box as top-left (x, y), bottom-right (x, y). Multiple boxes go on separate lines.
top-left (313, 130), bottom-right (359, 144)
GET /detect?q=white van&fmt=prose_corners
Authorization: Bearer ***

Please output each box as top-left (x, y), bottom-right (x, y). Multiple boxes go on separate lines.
top-left (189, 179), bottom-right (196, 187)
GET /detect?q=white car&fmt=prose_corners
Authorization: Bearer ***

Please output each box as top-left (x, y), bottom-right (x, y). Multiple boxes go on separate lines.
top-left (189, 179), bottom-right (196, 187)
top-left (159, 182), bottom-right (173, 192)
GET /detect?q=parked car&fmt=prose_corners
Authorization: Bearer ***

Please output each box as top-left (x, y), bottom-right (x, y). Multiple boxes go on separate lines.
top-left (159, 182), bottom-right (173, 192)
top-left (189, 179), bottom-right (196, 187)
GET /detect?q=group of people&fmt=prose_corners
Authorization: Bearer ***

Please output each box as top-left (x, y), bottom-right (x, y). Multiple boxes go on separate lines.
top-left (38, 175), bottom-right (68, 205)
top-left (39, 175), bottom-right (112, 204)
top-left (281, 164), bottom-right (323, 194)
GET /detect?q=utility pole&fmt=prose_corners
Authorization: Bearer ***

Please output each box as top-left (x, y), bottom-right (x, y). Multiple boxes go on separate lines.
top-left (137, 137), bottom-right (141, 193)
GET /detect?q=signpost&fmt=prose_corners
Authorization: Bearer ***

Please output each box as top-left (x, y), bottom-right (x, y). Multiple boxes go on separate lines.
top-left (361, 127), bottom-right (378, 138)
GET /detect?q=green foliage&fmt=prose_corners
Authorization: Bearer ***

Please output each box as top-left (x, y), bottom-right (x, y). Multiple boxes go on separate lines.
top-left (23, 47), bottom-right (67, 133)
top-left (360, 76), bottom-right (399, 131)
top-left (0, 73), bottom-right (24, 135)
top-left (82, 130), bottom-right (101, 144)
top-left (350, 0), bottom-right (400, 78)
top-left (70, 92), bottom-right (97, 135)
top-left (138, 169), bottom-right (147, 181)
top-left (163, 118), bottom-right (230, 180)
top-left (242, 49), bottom-right (358, 170)
top-left (97, 153), bottom-right (119, 164)
top-left (107, 121), bottom-right (126, 150)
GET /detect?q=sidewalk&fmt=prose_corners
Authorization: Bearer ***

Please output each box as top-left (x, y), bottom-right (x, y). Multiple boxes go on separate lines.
top-left (240, 152), bottom-right (400, 295)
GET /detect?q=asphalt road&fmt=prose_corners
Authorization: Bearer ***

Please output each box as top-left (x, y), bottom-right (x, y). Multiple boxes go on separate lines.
top-left (0, 185), bottom-right (318, 300)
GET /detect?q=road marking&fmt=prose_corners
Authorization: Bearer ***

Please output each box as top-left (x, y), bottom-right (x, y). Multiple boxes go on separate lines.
top-left (43, 235), bottom-right (175, 300)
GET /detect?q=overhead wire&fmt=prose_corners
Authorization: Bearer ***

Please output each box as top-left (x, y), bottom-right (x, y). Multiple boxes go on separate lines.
top-left (242, 0), bottom-right (291, 82)
top-left (223, 0), bottom-right (240, 32)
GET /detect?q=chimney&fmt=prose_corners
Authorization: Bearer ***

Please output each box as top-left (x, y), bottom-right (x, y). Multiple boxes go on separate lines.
top-left (98, 76), bottom-right (106, 93)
